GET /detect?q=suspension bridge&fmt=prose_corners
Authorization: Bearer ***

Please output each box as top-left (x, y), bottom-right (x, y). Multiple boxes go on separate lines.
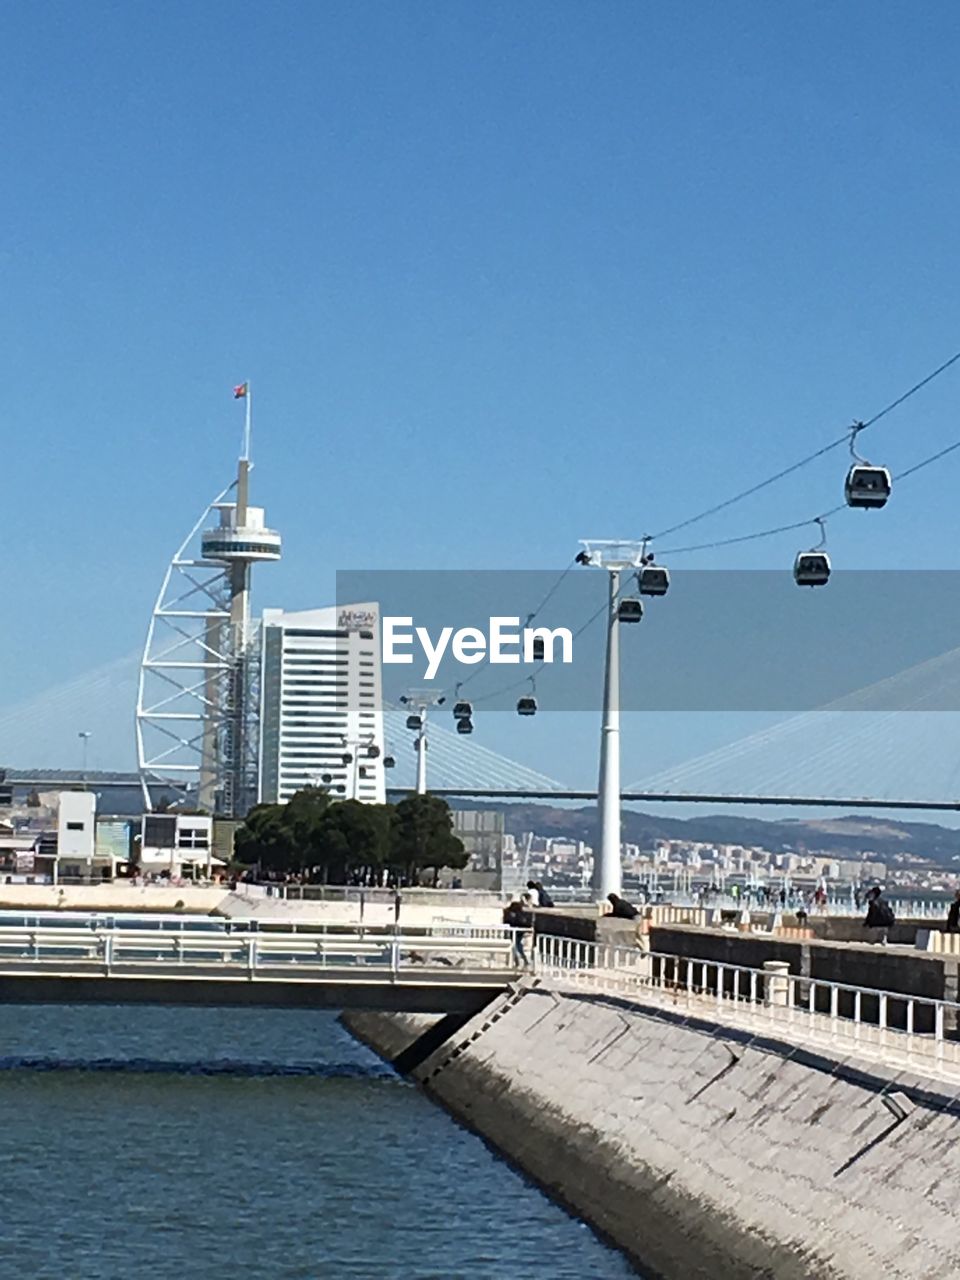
top-left (7, 643), bottom-right (960, 813)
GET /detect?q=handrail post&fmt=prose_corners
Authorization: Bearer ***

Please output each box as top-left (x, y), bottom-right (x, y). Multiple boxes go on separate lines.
top-left (247, 937), bottom-right (257, 976)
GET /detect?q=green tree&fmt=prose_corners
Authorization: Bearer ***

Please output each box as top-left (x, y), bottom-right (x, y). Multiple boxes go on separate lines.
top-left (233, 802), bottom-right (294, 873)
top-left (315, 800), bottom-right (393, 883)
top-left (234, 789), bottom-right (468, 887)
top-left (282, 786), bottom-right (334, 873)
top-left (390, 794), bottom-right (467, 886)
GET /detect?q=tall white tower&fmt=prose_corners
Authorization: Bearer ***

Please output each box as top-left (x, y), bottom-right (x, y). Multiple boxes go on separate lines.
top-left (258, 603), bottom-right (386, 805)
top-left (136, 384), bottom-right (281, 817)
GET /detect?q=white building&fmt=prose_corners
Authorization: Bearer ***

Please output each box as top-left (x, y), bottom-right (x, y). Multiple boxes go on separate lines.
top-left (258, 603), bottom-right (386, 805)
top-left (139, 813), bottom-right (217, 877)
top-left (56, 791), bottom-right (96, 876)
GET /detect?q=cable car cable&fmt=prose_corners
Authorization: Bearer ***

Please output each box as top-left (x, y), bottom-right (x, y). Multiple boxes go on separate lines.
top-left (469, 580), bottom-right (631, 706)
top-left (648, 346), bottom-right (960, 543)
top-left (655, 433), bottom-right (960, 556)
top-left (444, 556), bottom-right (578, 697)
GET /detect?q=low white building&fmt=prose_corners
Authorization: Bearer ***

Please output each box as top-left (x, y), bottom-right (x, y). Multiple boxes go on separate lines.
top-left (138, 813), bottom-right (220, 878)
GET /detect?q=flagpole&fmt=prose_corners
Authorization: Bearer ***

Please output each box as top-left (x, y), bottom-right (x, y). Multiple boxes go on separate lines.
top-left (242, 381), bottom-right (252, 462)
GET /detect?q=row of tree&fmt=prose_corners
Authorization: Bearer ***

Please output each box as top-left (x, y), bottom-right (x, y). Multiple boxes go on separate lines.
top-left (234, 788), bottom-right (468, 885)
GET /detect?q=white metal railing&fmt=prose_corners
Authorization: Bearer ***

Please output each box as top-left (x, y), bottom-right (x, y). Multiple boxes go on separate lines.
top-left (534, 935), bottom-right (960, 1075)
top-left (0, 924), bottom-right (516, 981)
top-left (0, 909), bottom-right (516, 940)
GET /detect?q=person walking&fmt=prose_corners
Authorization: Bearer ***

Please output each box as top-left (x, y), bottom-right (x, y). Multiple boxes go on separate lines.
top-left (503, 896), bottom-right (534, 968)
top-left (945, 888), bottom-right (960, 933)
top-left (863, 886), bottom-right (895, 944)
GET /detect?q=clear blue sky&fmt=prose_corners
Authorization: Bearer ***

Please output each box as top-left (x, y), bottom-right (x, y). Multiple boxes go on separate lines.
top-left (4, 0), bottom-right (960, 798)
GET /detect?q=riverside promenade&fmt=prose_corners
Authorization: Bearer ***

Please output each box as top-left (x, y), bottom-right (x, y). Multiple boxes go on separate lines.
top-left (0, 882), bottom-right (506, 929)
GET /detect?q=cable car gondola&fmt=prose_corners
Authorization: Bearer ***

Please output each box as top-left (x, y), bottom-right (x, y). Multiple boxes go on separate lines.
top-left (845, 464), bottom-right (892, 509)
top-left (617, 598), bottom-right (643, 623)
top-left (406, 714), bottom-right (422, 731)
top-left (794, 551), bottom-right (831, 587)
top-left (516, 696), bottom-right (537, 716)
top-left (452, 700), bottom-right (473, 720)
top-left (457, 717), bottom-right (474, 735)
top-left (531, 636), bottom-right (545, 661)
top-left (383, 756), bottom-right (396, 770)
top-left (638, 563), bottom-right (670, 596)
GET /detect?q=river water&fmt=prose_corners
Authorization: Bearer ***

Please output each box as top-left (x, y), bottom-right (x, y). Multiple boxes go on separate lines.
top-left (0, 1006), bottom-right (636, 1279)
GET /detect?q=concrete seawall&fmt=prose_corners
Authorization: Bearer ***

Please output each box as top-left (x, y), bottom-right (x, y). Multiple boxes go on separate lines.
top-left (344, 985), bottom-right (960, 1280)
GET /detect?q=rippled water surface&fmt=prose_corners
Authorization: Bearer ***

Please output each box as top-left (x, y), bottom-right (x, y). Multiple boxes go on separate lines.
top-left (0, 1006), bottom-right (636, 1279)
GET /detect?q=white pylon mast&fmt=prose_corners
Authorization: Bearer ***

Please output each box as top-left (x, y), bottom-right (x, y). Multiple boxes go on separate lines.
top-left (136, 383), bottom-right (281, 817)
top-left (580, 540), bottom-right (646, 900)
top-left (416, 710), bottom-right (428, 795)
top-left (399, 691), bottom-right (446, 795)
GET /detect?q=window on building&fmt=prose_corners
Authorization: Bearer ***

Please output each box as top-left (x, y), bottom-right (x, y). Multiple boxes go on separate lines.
top-left (177, 828), bottom-right (210, 850)
top-left (66, 821), bottom-right (85, 831)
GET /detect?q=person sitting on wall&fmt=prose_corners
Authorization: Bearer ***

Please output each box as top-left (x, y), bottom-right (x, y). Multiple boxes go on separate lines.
top-left (535, 881), bottom-right (555, 909)
top-left (606, 892), bottom-right (639, 920)
top-left (946, 888), bottom-right (960, 933)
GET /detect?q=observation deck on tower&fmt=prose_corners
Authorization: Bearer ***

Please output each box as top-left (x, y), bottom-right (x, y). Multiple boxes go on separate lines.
top-left (200, 502), bottom-right (282, 563)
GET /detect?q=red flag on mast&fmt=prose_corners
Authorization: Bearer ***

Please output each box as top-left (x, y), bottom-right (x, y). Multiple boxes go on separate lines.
top-left (233, 382), bottom-right (248, 399)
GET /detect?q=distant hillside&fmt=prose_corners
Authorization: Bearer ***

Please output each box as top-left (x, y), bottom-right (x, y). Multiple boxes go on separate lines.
top-left (448, 801), bottom-right (960, 866)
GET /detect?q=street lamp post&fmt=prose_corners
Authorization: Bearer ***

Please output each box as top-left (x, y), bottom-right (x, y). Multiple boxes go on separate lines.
top-left (78, 731), bottom-right (92, 789)
top-left (579, 541), bottom-right (647, 901)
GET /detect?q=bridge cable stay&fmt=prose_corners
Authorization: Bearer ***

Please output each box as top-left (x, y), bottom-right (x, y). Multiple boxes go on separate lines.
top-left (626, 643), bottom-right (960, 803)
top-left (627, 646), bottom-right (960, 794)
top-left (0, 654), bottom-right (140, 768)
top-left (381, 704), bottom-right (566, 792)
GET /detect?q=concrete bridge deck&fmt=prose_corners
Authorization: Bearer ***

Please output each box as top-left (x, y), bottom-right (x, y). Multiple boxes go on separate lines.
top-left (0, 925), bottom-right (514, 1014)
